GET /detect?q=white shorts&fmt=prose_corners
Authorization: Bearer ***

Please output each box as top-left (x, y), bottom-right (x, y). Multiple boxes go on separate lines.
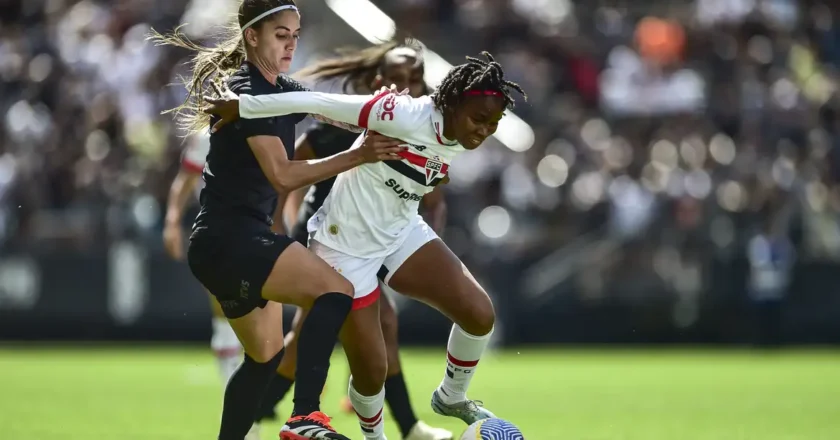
top-left (309, 220), bottom-right (438, 310)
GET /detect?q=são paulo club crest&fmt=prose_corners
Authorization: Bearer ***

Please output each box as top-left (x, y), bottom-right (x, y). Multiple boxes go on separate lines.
top-left (424, 156), bottom-right (444, 185)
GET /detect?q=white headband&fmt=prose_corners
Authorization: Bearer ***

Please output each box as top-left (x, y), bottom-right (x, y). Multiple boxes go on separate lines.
top-left (241, 5), bottom-right (298, 32)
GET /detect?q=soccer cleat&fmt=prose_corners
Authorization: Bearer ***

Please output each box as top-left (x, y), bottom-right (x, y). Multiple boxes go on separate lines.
top-left (430, 390), bottom-right (496, 425)
top-left (245, 423), bottom-right (261, 440)
top-left (405, 421), bottom-right (454, 440)
top-left (279, 411), bottom-right (351, 440)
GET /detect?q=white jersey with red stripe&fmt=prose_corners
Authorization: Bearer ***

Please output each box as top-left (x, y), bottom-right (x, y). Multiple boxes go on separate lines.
top-left (240, 90), bottom-right (465, 258)
top-left (180, 131), bottom-right (210, 197)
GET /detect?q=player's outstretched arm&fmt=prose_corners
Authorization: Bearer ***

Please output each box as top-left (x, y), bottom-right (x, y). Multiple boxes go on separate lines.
top-left (205, 87), bottom-right (411, 136)
top-left (247, 131), bottom-right (405, 194)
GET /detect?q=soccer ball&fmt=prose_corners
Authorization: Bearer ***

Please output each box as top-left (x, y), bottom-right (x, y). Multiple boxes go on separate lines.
top-left (460, 418), bottom-right (524, 440)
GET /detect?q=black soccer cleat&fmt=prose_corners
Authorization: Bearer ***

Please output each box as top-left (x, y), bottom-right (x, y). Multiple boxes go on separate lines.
top-left (279, 411), bottom-right (350, 440)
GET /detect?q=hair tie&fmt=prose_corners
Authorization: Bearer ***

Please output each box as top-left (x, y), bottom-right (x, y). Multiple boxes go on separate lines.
top-left (241, 5), bottom-right (298, 32)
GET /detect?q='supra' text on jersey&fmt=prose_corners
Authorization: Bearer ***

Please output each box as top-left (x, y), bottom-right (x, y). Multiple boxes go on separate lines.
top-left (239, 90), bottom-right (465, 258)
top-left (193, 62), bottom-right (307, 231)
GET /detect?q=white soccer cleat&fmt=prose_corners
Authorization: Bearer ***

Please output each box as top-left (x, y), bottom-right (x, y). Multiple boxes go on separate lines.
top-left (244, 423), bottom-right (261, 440)
top-left (430, 390), bottom-right (496, 425)
top-left (405, 421), bottom-right (453, 440)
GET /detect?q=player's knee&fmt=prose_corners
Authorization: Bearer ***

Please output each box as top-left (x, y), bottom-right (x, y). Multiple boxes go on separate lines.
top-left (463, 295), bottom-right (495, 337)
top-left (249, 340), bottom-right (285, 364)
top-left (321, 271), bottom-right (354, 298)
top-left (351, 358), bottom-right (388, 395)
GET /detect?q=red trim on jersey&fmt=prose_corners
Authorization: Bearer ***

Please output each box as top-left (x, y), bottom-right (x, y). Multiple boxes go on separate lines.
top-left (181, 160), bottom-right (204, 174)
top-left (357, 90), bottom-right (391, 129)
top-left (433, 122), bottom-right (446, 145)
top-left (352, 285), bottom-right (381, 310)
top-left (397, 150), bottom-right (450, 176)
top-left (433, 121), bottom-right (459, 146)
top-left (447, 352), bottom-right (479, 367)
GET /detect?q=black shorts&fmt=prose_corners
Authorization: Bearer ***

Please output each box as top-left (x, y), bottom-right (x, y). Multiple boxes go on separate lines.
top-left (188, 219), bottom-right (295, 319)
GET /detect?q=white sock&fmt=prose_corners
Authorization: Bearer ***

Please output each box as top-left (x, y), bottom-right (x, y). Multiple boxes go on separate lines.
top-left (348, 378), bottom-right (387, 440)
top-left (437, 324), bottom-right (493, 404)
top-left (211, 317), bottom-right (242, 386)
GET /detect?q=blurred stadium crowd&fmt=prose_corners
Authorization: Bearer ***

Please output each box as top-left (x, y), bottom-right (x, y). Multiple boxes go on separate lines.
top-left (2, 0), bottom-right (840, 327)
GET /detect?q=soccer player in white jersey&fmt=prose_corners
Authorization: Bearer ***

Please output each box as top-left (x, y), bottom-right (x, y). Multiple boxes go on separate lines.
top-left (162, 131), bottom-right (259, 440)
top-left (205, 52), bottom-right (527, 440)
top-left (256, 40), bottom-right (453, 440)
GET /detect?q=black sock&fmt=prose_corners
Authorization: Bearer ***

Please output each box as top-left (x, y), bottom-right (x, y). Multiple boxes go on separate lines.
top-left (385, 372), bottom-right (419, 437)
top-left (255, 373), bottom-right (295, 422)
top-left (292, 292), bottom-right (352, 417)
top-left (218, 350), bottom-right (284, 440)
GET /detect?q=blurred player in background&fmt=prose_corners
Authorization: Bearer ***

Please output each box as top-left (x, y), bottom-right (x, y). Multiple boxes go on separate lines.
top-left (253, 40), bottom-right (453, 440)
top-left (205, 51), bottom-right (526, 440)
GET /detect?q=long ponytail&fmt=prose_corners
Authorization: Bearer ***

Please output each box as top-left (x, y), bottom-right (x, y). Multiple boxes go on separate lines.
top-left (148, 23), bottom-right (245, 134)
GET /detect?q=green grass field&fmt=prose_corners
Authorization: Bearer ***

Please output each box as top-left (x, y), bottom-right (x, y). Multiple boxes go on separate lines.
top-left (0, 346), bottom-right (838, 439)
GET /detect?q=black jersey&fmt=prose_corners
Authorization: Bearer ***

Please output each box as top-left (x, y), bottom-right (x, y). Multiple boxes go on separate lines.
top-left (193, 62), bottom-right (307, 231)
top-left (293, 122), bottom-right (361, 230)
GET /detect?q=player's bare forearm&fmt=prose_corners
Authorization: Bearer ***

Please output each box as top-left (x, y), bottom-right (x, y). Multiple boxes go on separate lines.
top-left (249, 135), bottom-right (365, 194)
top-left (280, 150), bottom-right (364, 190)
top-left (249, 132), bottom-right (401, 194)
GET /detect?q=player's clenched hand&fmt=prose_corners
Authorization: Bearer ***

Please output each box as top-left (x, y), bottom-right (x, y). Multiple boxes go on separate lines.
top-left (204, 81), bottom-right (240, 133)
top-left (356, 132), bottom-right (406, 163)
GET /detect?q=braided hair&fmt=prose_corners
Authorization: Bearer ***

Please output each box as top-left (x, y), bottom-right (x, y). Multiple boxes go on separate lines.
top-left (432, 51), bottom-right (526, 112)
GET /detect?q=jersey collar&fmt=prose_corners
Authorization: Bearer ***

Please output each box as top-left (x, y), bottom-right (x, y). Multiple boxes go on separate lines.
top-left (430, 108), bottom-right (459, 146)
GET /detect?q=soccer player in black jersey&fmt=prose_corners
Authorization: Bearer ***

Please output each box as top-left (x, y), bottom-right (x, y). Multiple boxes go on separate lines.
top-left (252, 41), bottom-right (452, 440)
top-left (148, 1), bottom-right (406, 439)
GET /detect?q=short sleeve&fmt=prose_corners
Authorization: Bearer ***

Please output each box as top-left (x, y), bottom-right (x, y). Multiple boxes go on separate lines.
top-left (227, 78), bottom-right (283, 138)
top-left (359, 92), bottom-right (426, 137)
top-left (181, 131), bottom-right (210, 173)
top-left (278, 75), bottom-right (310, 125)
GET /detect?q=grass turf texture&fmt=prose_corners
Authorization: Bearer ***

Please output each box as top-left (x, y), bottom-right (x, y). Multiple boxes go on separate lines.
top-left (0, 347), bottom-right (838, 439)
